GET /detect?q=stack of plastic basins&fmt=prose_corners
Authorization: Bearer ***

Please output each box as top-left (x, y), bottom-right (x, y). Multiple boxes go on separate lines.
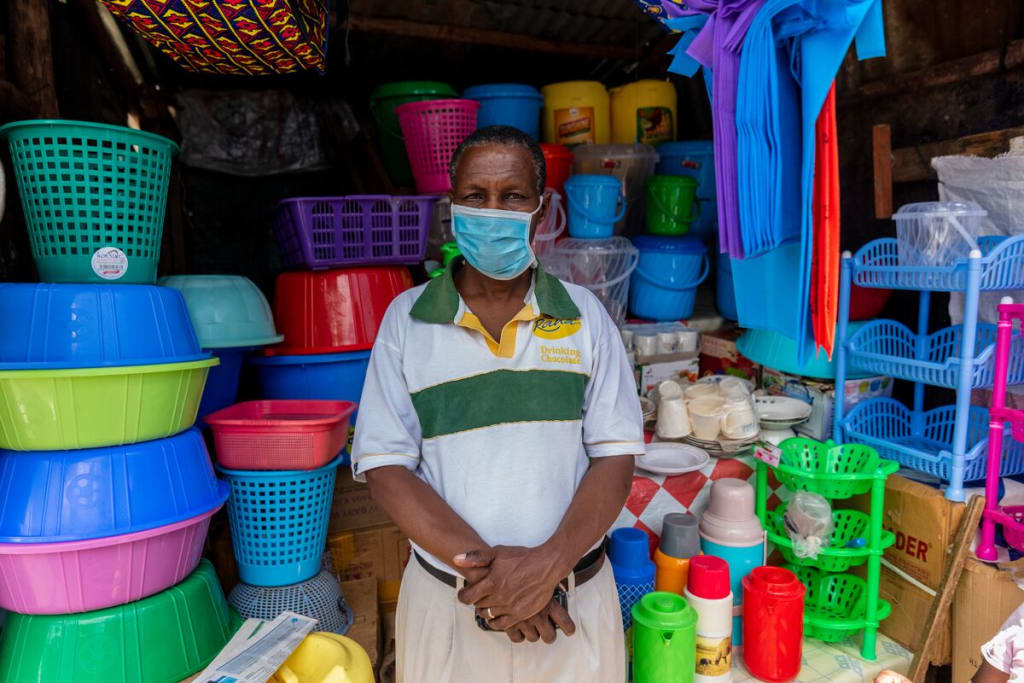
top-left (205, 399), bottom-right (357, 632)
top-left (0, 119), bottom-right (240, 682)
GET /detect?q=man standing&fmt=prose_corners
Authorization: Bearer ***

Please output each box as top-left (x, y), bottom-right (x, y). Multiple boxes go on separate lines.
top-left (352, 125), bottom-right (644, 682)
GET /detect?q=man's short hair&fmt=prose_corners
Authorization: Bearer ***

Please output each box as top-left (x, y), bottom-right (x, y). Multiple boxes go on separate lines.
top-left (448, 125), bottom-right (547, 196)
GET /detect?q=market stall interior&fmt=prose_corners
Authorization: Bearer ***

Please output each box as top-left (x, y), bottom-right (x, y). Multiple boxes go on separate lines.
top-left (0, 0), bottom-right (1023, 681)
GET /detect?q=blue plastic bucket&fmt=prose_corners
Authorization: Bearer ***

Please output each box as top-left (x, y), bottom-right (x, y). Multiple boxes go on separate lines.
top-left (655, 141), bottom-right (717, 243)
top-left (197, 347), bottom-right (245, 418)
top-left (249, 350), bottom-right (371, 404)
top-left (564, 174), bottom-right (626, 239)
top-left (463, 83), bottom-right (544, 139)
top-left (629, 236), bottom-right (709, 321)
top-left (700, 538), bottom-right (764, 646)
top-left (717, 252), bottom-right (738, 321)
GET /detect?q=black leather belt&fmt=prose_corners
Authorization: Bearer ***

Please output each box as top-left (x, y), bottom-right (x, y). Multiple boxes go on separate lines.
top-left (414, 539), bottom-right (607, 590)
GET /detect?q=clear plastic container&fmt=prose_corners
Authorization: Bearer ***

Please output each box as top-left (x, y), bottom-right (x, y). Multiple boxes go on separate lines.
top-left (893, 201), bottom-right (986, 267)
top-left (546, 237), bottom-right (638, 326)
top-left (572, 144), bottom-right (659, 234)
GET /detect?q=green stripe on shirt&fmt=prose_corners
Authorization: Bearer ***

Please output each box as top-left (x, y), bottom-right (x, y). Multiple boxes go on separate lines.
top-left (411, 369), bottom-right (587, 439)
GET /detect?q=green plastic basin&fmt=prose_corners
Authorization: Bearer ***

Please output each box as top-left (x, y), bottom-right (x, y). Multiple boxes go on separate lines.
top-left (0, 358), bottom-right (217, 450)
top-left (0, 559), bottom-right (242, 683)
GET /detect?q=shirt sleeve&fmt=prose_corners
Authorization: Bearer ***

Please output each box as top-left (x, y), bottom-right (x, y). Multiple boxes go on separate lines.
top-left (982, 603), bottom-right (1024, 676)
top-left (581, 296), bottom-right (646, 459)
top-left (351, 311), bottom-right (422, 482)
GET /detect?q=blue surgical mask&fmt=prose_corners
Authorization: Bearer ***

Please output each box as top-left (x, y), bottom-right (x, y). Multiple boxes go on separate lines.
top-left (451, 198), bottom-right (544, 280)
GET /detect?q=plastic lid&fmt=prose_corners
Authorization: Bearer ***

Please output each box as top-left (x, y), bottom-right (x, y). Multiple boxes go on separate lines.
top-left (631, 591), bottom-right (698, 631)
top-left (660, 513), bottom-right (700, 559)
top-left (370, 81), bottom-right (457, 101)
top-left (742, 566), bottom-right (805, 599)
top-left (564, 174), bottom-right (623, 189)
top-left (647, 174), bottom-right (698, 189)
top-left (572, 143), bottom-right (659, 161)
top-left (463, 83), bottom-right (543, 100)
top-left (699, 478), bottom-right (765, 547)
top-left (687, 555), bottom-right (730, 600)
top-left (609, 528), bottom-right (656, 583)
top-left (657, 140), bottom-right (714, 156)
top-left (632, 235), bottom-right (706, 254)
top-left (440, 242), bottom-right (462, 266)
top-left (892, 200), bottom-right (987, 219)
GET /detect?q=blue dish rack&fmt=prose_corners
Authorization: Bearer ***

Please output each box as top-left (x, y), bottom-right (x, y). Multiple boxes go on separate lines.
top-left (834, 235), bottom-right (1024, 501)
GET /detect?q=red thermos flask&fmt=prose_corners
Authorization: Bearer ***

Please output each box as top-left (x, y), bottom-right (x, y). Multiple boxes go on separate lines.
top-left (742, 567), bottom-right (805, 681)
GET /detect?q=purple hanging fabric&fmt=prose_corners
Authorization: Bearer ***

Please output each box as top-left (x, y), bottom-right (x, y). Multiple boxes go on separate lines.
top-left (680, 0), bottom-right (766, 258)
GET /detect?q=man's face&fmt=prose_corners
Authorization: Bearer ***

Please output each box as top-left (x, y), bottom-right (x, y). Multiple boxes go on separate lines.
top-left (450, 143), bottom-right (548, 240)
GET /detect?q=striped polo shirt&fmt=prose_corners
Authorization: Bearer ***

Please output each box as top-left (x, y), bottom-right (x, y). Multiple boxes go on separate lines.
top-left (352, 261), bottom-right (645, 573)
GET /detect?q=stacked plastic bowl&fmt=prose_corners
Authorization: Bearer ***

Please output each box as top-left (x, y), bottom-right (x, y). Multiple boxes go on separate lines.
top-left (0, 283), bottom-right (238, 682)
top-left (159, 274), bottom-right (284, 417)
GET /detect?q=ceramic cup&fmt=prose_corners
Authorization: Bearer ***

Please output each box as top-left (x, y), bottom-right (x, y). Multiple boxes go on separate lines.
top-left (676, 329), bottom-right (699, 353)
top-left (635, 333), bottom-right (658, 357)
top-left (657, 332), bottom-right (679, 355)
top-left (684, 382), bottom-right (719, 401)
top-left (656, 380), bottom-right (692, 439)
top-left (621, 328), bottom-right (635, 351)
top-left (688, 396), bottom-right (724, 440)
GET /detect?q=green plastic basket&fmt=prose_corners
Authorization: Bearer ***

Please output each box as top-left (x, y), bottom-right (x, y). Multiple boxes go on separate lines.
top-left (776, 438), bottom-right (881, 498)
top-left (0, 119), bottom-right (178, 284)
top-left (0, 559), bottom-right (241, 683)
top-left (784, 565), bottom-right (892, 643)
top-left (0, 358), bottom-right (216, 450)
top-left (766, 506), bottom-right (895, 573)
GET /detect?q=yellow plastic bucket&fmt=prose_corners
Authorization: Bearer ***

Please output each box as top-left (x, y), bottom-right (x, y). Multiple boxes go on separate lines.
top-left (541, 81), bottom-right (610, 147)
top-left (270, 632), bottom-right (374, 683)
top-left (609, 80), bottom-right (677, 145)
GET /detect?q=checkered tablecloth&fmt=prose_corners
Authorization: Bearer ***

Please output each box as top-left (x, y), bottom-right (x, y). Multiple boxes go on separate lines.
top-left (733, 634), bottom-right (912, 682)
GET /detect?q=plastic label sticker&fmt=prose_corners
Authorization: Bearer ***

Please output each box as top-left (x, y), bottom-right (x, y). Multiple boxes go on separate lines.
top-left (637, 107), bottom-right (673, 145)
top-left (91, 247), bottom-right (128, 280)
top-left (554, 107), bottom-right (595, 147)
top-left (753, 442), bottom-right (782, 467)
top-left (695, 634), bottom-right (732, 676)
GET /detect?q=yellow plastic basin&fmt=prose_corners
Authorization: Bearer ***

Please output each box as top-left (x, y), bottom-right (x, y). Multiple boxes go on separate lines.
top-left (271, 632), bottom-right (374, 683)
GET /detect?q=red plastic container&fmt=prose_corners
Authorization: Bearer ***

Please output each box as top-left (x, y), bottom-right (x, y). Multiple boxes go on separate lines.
top-left (742, 566), bottom-right (805, 682)
top-left (541, 143), bottom-right (573, 196)
top-left (267, 267), bottom-right (413, 355)
top-left (205, 400), bottom-right (356, 470)
top-left (849, 283), bottom-right (893, 320)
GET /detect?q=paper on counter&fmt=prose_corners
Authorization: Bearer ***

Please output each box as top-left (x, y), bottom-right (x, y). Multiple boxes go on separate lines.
top-left (193, 611), bottom-right (316, 683)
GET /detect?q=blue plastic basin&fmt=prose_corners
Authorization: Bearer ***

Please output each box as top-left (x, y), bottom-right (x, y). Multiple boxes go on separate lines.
top-left (463, 83), bottom-right (544, 139)
top-left (0, 428), bottom-right (228, 543)
top-left (629, 235), bottom-right (709, 321)
top-left (197, 348), bottom-right (246, 418)
top-left (249, 350), bottom-right (371, 404)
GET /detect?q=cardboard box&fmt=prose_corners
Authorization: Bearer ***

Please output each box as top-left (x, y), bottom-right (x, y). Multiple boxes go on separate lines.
top-left (953, 559), bottom-right (1024, 682)
top-left (329, 467), bottom-right (392, 534)
top-left (699, 327), bottom-right (760, 384)
top-left (327, 523), bottom-right (410, 607)
top-left (761, 368), bottom-right (893, 441)
top-left (340, 577), bottom-right (381, 669)
top-left (637, 356), bottom-right (700, 395)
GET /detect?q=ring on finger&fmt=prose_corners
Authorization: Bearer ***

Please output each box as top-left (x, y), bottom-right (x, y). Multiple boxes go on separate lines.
top-left (486, 607), bottom-right (495, 620)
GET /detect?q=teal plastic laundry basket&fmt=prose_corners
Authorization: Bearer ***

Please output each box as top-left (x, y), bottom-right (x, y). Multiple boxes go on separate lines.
top-left (0, 120), bottom-right (178, 284)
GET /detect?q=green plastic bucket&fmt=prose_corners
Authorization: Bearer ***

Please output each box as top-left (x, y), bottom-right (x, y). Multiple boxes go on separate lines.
top-left (645, 174), bottom-right (700, 236)
top-left (370, 81), bottom-right (457, 186)
top-left (632, 591), bottom-right (697, 683)
top-left (0, 119), bottom-right (178, 284)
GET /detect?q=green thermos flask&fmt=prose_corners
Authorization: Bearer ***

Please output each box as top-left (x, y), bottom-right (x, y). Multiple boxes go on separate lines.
top-left (631, 591), bottom-right (698, 683)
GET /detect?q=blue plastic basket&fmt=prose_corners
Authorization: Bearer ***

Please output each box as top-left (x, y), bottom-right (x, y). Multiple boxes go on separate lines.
top-left (847, 320), bottom-right (1024, 389)
top-left (841, 398), bottom-right (1024, 482)
top-left (851, 235), bottom-right (1024, 292)
top-left (0, 283), bottom-right (207, 370)
top-left (249, 351), bottom-right (371, 404)
top-left (463, 84), bottom-right (543, 139)
top-left (218, 455), bottom-right (342, 587)
top-left (0, 428), bottom-right (227, 543)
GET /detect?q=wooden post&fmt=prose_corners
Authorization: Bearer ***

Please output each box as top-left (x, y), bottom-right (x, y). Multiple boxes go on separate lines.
top-left (8, 0), bottom-right (59, 118)
top-left (872, 124), bottom-right (893, 220)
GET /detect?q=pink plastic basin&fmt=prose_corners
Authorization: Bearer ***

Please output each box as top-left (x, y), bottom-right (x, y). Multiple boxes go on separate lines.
top-left (0, 503), bottom-right (223, 614)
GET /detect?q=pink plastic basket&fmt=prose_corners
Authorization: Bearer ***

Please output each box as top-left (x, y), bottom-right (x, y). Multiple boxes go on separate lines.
top-left (0, 503), bottom-right (223, 614)
top-left (395, 99), bottom-right (480, 194)
top-left (205, 400), bottom-right (356, 470)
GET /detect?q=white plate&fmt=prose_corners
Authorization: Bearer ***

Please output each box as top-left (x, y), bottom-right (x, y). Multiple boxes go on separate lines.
top-left (635, 442), bottom-right (711, 476)
top-left (754, 396), bottom-right (812, 426)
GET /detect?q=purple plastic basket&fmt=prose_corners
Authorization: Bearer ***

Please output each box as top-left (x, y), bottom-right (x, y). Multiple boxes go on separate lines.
top-left (274, 195), bottom-right (438, 269)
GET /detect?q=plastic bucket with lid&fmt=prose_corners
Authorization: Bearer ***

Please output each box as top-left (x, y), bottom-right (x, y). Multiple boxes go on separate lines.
top-left (541, 143), bottom-right (573, 195)
top-left (717, 252), bottom-right (738, 320)
top-left (645, 175), bottom-right (700, 236)
top-left (540, 81), bottom-right (610, 146)
top-left (893, 200), bottom-right (986, 267)
top-left (656, 141), bottom-right (717, 243)
top-left (573, 143), bottom-right (659, 234)
top-left (463, 83), bottom-right (543, 139)
top-left (631, 591), bottom-right (697, 683)
top-left (610, 79), bottom-right (677, 145)
top-left (563, 175), bottom-right (625, 238)
top-left (369, 82), bottom-right (457, 186)
top-left (629, 236), bottom-right (709, 321)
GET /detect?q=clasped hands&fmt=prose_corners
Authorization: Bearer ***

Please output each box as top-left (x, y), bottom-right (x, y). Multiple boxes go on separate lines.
top-left (453, 545), bottom-right (577, 644)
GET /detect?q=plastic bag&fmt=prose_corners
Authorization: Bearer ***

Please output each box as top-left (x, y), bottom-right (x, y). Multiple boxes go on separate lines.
top-left (784, 492), bottom-right (834, 560)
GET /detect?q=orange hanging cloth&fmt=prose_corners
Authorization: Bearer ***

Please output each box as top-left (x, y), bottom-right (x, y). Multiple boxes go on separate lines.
top-left (811, 82), bottom-right (840, 358)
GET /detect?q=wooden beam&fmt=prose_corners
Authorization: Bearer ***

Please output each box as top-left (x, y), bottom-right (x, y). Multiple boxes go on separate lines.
top-left (340, 15), bottom-right (637, 61)
top-left (892, 125), bottom-right (1024, 183)
top-left (851, 38), bottom-right (1024, 103)
top-left (873, 124), bottom-right (893, 219)
top-left (8, 0), bottom-right (58, 118)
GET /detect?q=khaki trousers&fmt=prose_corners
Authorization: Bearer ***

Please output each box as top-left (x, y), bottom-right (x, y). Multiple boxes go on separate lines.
top-left (396, 556), bottom-right (626, 683)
